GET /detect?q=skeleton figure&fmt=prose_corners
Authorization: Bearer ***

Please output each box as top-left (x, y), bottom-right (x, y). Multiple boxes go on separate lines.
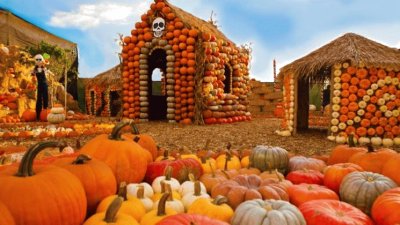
top-left (32, 54), bottom-right (50, 120)
top-left (152, 17), bottom-right (165, 38)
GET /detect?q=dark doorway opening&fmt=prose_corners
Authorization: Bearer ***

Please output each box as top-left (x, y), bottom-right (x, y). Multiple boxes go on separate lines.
top-left (110, 91), bottom-right (121, 117)
top-left (148, 48), bottom-right (167, 120)
top-left (90, 90), bottom-right (95, 115)
top-left (97, 92), bottom-right (106, 116)
top-left (224, 64), bottom-right (232, 93)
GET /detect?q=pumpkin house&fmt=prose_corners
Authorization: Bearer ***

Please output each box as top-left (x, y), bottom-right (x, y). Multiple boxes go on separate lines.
top-left (278, 33), bottom-right (400, 145)
top-left (120, 0), bottom-right (251, 124)
top-left (85, 66), bottom-right (122, 117)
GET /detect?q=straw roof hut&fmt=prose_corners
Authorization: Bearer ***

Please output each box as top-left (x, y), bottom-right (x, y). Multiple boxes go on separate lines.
top-left (119, 0), bottom-right (251, 124)
top-left (278, 33), bottom-right (400, 141)
top-left (85, 65), bottom-right (122, 117)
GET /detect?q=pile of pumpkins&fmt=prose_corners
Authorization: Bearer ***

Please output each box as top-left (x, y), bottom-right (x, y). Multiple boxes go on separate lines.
top-left (0, 121), bottom-right (400, 225)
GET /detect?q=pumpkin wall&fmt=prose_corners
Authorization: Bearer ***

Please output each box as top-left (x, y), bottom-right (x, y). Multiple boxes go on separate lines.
top-left (120, 0), bottom-right (251, 124)
top-left (280, 73), bottom-right (295, 132)
top-left (328, 62), bottom-right (400, 145)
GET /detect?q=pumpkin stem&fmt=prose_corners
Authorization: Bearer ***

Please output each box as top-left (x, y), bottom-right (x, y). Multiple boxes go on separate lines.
top-left (367, 144), bottom-right (375, 153)
top-left (212, 195), bottom-right (228, 205)
top-left (275, 169), bottom-right (283, 182)
top-left (194, 181), bottom-right (201, 196)
top-left (136, 185), bottom-right (145, 199)
top-left (164, 166), bottom-right (173, 180)
top-left (160, 180), bottom-right (166, 193)
top-left (224, 152), bottom-right (232, 171)
top-left (133, 136), bottom-right (140, 143)
top-left (220, 170), bottom-right (230, 179)
top-left (200, 156), bottom-right (207, 164)
top-left (131, 123), bottom-right (140, 135)
top-left (72, 154), bottom-right (91, 165)
top-left (162, 150), bottom-right (170, 160)
top-left (164, 183), bottom-right (173, 201)
top-left (188, 173), bottom-right (195, 182)
top-left (104, 197), bottom-right (123, 223)
top-left (209, 161), bottom-right (216, 177)
top-left (157, 193), bottom-right (169, 216)
top-left (16, 141), bottom-right (60, 177)
top-left (117, 182), bottom-right (128, 201)
top-left (75, 139), bottom-right (81, 150)
top-left (109, 121), bottom-right (131, 141)
top-left (348, 133), bottom-right (356, 147)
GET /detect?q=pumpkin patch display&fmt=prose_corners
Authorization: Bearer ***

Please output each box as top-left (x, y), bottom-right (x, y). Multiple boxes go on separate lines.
top-left (279, 33), bottom-right (400, 144)
top-left (120, 0), bottom-right (251, 124)
top-left (287, 184), bottom-right (339, 207)
top-left (348, 145), bottom-right (397, 173)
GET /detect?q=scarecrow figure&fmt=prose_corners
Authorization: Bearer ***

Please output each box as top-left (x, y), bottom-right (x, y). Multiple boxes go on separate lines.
top-left (31, 54), bottom-right (50, 120)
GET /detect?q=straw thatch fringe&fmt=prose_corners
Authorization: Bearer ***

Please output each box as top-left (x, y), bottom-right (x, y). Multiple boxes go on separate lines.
top-left (166, 0), bottom-right (234, 44)
top-left (278, 33), bottom-right (400, 81)
top-left (86, 65), bottom-right (122, 89)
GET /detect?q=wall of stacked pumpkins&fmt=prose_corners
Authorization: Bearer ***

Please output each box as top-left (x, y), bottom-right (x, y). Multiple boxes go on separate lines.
top-left (329, 63), bottom-right (400, 146)
top-left (1, 121), bottom-right (400, 225)
top-left (121, 1), bottom-right (251, 124)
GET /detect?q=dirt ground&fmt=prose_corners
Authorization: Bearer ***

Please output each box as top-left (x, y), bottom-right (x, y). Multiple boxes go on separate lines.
top-left (1, 117), bottom-right (339, 156)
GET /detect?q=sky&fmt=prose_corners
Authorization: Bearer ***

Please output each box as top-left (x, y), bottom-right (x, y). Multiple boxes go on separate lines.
top-left (1, 0), bottom-right (400, 81)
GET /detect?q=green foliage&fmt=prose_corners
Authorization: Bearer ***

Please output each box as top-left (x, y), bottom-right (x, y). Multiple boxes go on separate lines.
top-left (25, 41), bottom-right (75, 80)
top-left (309, 84), bottom-right (322, 110)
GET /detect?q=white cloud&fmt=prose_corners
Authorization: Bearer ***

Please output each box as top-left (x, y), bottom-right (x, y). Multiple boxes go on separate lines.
top-left (49, 2), bottom-right (149, 30)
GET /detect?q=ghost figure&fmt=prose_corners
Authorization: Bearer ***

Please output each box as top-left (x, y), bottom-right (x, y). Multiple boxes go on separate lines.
top-left (152, 17), bottom-right (165, 38)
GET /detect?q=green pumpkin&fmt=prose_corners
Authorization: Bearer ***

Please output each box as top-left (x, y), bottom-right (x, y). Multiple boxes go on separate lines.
top-left (340, 171), bottom-right (397, 214)
top-left (249, 145), bottom-right (289, 173)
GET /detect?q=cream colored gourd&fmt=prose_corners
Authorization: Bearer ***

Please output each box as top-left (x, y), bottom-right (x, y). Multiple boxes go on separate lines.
top-left (153, 183), bottom-right (184, 213)
top-left (179, 174), bottom-right (207, 196)
top-left (47, 106), bottom-right (65, 124)
top-left (129, 185), bottom-right (153, 212)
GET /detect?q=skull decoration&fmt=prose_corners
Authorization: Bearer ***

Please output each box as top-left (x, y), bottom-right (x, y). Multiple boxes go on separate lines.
top-left (34, 54), bottom-right (44, 66)
top-left (152, 17), bottom-right (165, 38)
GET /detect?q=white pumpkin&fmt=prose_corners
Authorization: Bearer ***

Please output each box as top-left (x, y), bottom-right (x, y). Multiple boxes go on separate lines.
top-left (331, 126), bottom-right (339, 133)
top-left (181, 181), bottom-right (210, 210)
top-left (128, 185), bottom-right (153, 212)
top-left (346, 120), bottom-right (354, 126)
top-left (367, 89), bottom-right (374, 96)
top-left (358, 101), bottom-right (367, 109)
top-left (357, 109), bottom-right (365, 116)
top-left (384, 111), bottom-right (393, 118)
top-left (379, 105), bottom-right (388, 113)
top-left (392, 78), bottom-right (399, 85)
top-left (332, 97), bottom-right (341, 104)
top-left (382, 138), bottom-right (394, 147)
top-left (358, 137), bottom-right (371, 145)
top-left (332, 112), bottom-right (340, 118)
top-left (333, 83), bottom-right (342, 90)
top-left (393, 110), bottom-right (400, 117)
top-left (385, 76), bottom-right (392, 84)
top-left (371, 136), bottom-right (383, 146)
top-left (50, 106), bottom-right (65, 114)
top-left (336, 135), bottom-right (347, 144)
top-left (179, 176), bottom-right (207, 197)
top-left (334, 69), bottom-right (342, 76)
top-left (338, 122), bottom-right (347, 130)
top-left (47, 113), bottom-right (65, 124)
top-left (371, 84), bottom-right (379, 90)
top-left (332, 104), bottom-right (340, 112)
top-left (127, 182), bottom-right (154, 198)
top-left (333, 77), bottom-right (341, 83)
top-left (331, 118), bottom-right (339, 126)
top-left (363, 95), bottom-right (371, 102)
top-left (377, 79), bottom-right (386, 87)
top-left (153, 194), bottom-right (184, 213)
top-left (327, 135), bottom-right (336, 141)
top-left (152, 167), bottom-right (180, 193)
top-left (393, 137), bottom-right (400, 145)
top-left (333, 90), bottom-right (341, 97)
top-left (354, 116), bottom-right (361, 123)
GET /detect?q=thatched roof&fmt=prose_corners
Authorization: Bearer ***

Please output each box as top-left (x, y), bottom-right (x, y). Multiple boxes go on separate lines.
top-left (278, 33), bottom-right (400, 80)
top-left (167, 1), bottom-right (233, 44)
top-left (86, 65), bottom-right (121, 89)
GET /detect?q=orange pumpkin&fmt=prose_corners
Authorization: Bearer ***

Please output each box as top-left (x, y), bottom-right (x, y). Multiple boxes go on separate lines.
top-left (52, 154), bottom-right (117, 215)
top-left (122, 124), bottom-right (157, 161)
top-left (349, 145), bottom-right (397, 173)
top-left (327, 135), bottom-right (367, 165)
top-left (0, 201), bottom-right (15, 225)
top-left (323, 163), bottom-right (363, 193)
top-left (21, 109), bottom-right (36, 122)
top-left (0, 142), bottom-right (87, 225)
top-left (80, 122), bottom-right (150, 186)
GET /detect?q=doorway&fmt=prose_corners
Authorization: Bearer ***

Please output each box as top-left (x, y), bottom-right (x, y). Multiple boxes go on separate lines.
top-left (110, 90), bottom-right (121, 117)
top-left (148, 48), bottom-right (167, 120)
